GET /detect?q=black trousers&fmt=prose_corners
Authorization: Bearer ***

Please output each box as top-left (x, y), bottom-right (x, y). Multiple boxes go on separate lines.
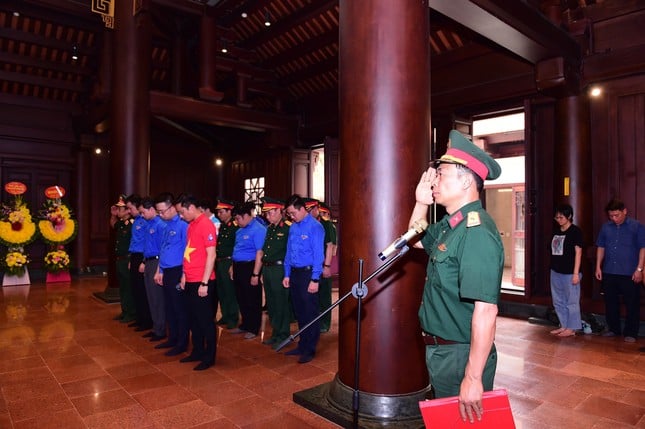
top-left (162, 265), bottom-right (189, 349)
top-left (185, 281), bottom-right (217, 364)
top-left (233, 261), bottom-right (262, 335)
top-left (129, 252), bottom-right (152, 328)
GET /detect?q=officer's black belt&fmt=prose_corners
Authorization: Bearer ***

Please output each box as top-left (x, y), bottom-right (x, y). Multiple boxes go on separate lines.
top-left (116, 255), bottom-right (129, 260)
top-left (216, 256), bottom-right (232, 261)
top-left (422, 332), bottom-right (460, 346)
top-left (292, 265), bottom-right (312, 272)
top-left (263, 260), bottom-right (283, 266)
top-left (144, 256), bottom-right (159, 261)
top-left (233, 260), bottom-right (254, 264)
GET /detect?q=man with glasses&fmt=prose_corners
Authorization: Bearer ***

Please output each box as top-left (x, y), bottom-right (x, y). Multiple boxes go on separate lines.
top-left (153, 193), bottom-right (189, 356)
top-left (282, 194), bottom-right (325, 363)
top-left (409, 130), bottom-right (503, 423)
top-left (139, 196), bottom-right (167, 342)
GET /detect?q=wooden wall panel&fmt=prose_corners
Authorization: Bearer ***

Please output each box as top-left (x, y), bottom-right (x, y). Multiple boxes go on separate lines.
top-left (228, 148), bottom-right (292, 203)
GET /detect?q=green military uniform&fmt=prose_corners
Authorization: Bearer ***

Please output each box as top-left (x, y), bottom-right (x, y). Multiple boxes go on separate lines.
top-left (418, 129), bottom-right (504, 399)
top-left (419, 201), bottom-right (503, 397)
top-left (114, 216), bottom-right (136, 322)
top-left (216, 218), bottom-right (239, 328)
top-left (318, 217), bottom-right (337, 332)
top-left (261, 217), bottom-right (291, 347)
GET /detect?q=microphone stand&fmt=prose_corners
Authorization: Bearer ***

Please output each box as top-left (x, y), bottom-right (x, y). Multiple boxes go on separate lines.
top-left (275, 245), bottom-right (411, 429)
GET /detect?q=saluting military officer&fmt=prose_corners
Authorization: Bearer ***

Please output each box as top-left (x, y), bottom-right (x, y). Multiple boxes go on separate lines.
top-left (259, 197), bottom-right (291, 348)
top-left (112, 194), bottom-right (136, 323)
top-left (409, 129), bottom-right (503, 423)
top-left (215, 199), bottom-right (240, 329)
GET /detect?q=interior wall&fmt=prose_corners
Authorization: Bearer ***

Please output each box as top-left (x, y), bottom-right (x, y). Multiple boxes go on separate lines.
top-left (486, 188), bottom-right (513, 268)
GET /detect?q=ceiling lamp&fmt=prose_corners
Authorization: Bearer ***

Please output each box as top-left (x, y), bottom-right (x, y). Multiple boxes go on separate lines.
top-left (71, 45), bottom-right (79, 61)
top-left (264, 11), bottom-right (272, 27)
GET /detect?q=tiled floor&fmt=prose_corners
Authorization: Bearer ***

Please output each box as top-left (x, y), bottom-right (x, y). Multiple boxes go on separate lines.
top-left (0, 277), bottom-right (644, 428)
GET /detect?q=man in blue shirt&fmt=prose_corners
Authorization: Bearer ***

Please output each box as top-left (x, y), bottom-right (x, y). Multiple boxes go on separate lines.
top-left (126, 194), bottom-right (153, 332)
top-left (282, 194), bottom-right (325, 363)
top-left (231, 201), bottom-right (267, 339)
top-left (153, 193), bottom-right (189, 356)
top-left (140, 196), bottom-right (167, 342)
top-left (595, 199), bottom-right (645, 342)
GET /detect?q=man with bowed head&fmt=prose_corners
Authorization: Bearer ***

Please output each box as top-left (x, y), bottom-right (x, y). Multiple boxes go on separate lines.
top-left (282, 194), bottom-right (325, 364)
top-left (409, 130), bottom-right (504, 423)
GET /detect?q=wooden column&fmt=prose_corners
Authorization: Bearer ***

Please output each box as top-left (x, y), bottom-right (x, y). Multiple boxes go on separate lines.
top-left (110, 0), bottom-right (151, 197)
top-left (554, 95), bottom-right (593, 291)
top-left (295, 0), bottom-right (432, 425)
top-left (73, 146), bottom-right (91, 274)
top-left (198, 8), bottom-right (224, 102)
top-left (103, 1), bottom-right (151, 298)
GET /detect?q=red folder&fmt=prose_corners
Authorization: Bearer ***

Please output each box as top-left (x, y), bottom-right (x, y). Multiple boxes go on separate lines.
top-left (419, 389), bottom-right (515, 428)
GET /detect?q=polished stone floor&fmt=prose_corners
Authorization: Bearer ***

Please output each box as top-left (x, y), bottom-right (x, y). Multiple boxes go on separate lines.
top-left (0, 277), bottom-right (643, 428)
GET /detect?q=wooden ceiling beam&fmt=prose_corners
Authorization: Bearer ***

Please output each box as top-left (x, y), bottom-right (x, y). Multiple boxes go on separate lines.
top-left (261, 30), bottom-right (337, 69)
top-left (150, 90), bottom-right (297, 131)
top-left (0, 27), bottom-right (96, 55)
top-left (0, 51), bottom-right (92, 76)
top-left (5, 1), bottom-right (100, 31)
top-left (240, 0), bottom-right (337, 50)
top-left (0, 70), bottom-right (85, 92)
top-left (0, 93), bottom-right (83, 114)
top-left (429, 0), bottom-right (580, 64)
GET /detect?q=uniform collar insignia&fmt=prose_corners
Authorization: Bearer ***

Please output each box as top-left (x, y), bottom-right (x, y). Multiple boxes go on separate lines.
top-left (448, 211), bottom-right (464, 229)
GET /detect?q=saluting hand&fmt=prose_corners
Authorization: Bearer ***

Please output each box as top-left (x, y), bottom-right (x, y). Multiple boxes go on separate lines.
top-left (415, 167), bottom-right (436, 205)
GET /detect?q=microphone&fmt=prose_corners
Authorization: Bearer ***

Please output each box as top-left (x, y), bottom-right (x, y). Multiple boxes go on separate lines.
top-left (378, 219), bottom-right (429, 261)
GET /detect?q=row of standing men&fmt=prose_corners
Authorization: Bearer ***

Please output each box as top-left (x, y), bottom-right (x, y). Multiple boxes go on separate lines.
top-left (111, 193), bottom-right (337, 368)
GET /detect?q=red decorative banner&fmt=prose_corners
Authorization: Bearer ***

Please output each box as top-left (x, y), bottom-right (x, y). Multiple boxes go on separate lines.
top-left (44, 186), bottom-right (66, 199)
top-left (5, 181), bottom-right (27, 195)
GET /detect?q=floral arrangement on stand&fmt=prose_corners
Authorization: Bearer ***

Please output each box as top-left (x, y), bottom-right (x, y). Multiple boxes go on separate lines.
top-left (44, 248), bottom-right (70, 273)
top-left (38, 186), bottom-right (76, 282)
top-left (3, 250), bottom-right (30, 276)
top-left (0, 182), bottom-right (37, 284)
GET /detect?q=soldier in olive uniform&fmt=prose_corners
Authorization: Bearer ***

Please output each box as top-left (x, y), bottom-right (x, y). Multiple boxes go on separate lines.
top-left (410, 130), bottom-right (503, 423)
top-left (259, 197), bottom-right (291, 348)
top-left (304, 198), bottom-right (337, 333)
top-left (112, 194), bottom-right (136, 323)
top-left (215, 199), bottom-right (239, 329)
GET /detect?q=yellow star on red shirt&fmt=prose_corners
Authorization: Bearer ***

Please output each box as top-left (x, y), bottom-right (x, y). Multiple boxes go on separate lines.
top-left (184, 239), bottom-right (196, 263)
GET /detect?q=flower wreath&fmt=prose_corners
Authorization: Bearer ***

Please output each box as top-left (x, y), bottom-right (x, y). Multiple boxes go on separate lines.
top-left (0, 196), bottom-right (38, 247)
top-left (38, 199), bottom-right (77, 245)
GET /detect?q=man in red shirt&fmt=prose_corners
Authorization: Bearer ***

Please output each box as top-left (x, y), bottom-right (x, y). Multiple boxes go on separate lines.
top-left (176, 194), bottom-right (218, 371)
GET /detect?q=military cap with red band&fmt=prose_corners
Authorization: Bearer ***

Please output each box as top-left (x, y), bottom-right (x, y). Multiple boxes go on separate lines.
top-left (304, 198), bottom-right (319, 210)
top-left (432, 130), bottom-right (501, 181)
top-left (261, 197), bottom-right (284, 212)
top-left (215, 199), bottom-right (235, 210)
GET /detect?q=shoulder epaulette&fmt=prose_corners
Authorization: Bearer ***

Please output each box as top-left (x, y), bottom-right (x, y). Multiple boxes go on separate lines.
top-left (466, 211), bottom-right (481, 228)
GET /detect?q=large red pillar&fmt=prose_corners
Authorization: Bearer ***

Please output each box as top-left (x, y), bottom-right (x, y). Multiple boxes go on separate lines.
top-left (102, 1), bottom-right (151, 298)
top-left (110, 0), bottom-right (151, 198)
top-left (296, 0), bottom-right (432, 425)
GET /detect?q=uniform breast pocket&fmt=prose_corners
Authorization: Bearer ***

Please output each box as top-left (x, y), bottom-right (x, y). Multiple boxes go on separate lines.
top-left (431, 250), bottom-right (456, 289)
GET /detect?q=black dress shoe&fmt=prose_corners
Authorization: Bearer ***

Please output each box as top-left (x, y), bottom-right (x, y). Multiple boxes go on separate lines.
top-left (164, 348), bottom-right (186, 357)
top-left (135, 325), bottom-right (151, 332)
top-left (179, 355), bottom-right (201, 363)
top-left (284, 348), bottom-right (301, 356)
top-left (149, 334), bottom-right (166, 342)
top-left (298, 354), bottom-right (314, 364)
top-left (127, 321), bottom-right (139, 328)
top-left (154, 341), bottom-right (175, 349)
top-left (142, 331), bottom-right (154, 338)
top-left (193, 361), bottom-right (213, 371)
